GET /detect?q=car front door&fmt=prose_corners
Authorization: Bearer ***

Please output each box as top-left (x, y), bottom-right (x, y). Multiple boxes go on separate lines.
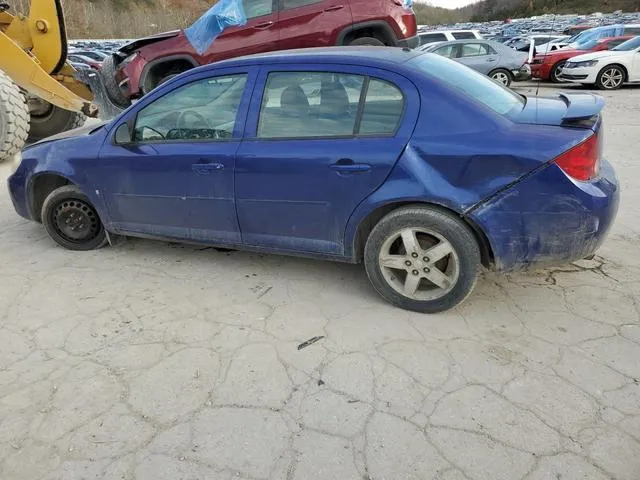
top-left (98, 68), bottom-right (256, 243)
top-left (456, 42), bottom-right (499, 75)
top-left (277, 0), bottom-right (350, 49)
top-left (203, 0), bottom-right (279, 63)
top-left (234, 66), bottom-right (420, 256)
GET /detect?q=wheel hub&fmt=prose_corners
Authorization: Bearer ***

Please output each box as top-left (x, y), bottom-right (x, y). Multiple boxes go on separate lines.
top-left (53, 200), bottom-right (100, 242)
top-left (379, 228), bottom-right (460, 301)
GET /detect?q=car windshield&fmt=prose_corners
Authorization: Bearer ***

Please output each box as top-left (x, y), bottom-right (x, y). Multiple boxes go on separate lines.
top-left (613, 36), bottom-right (640, 51)
top-left (576, 39), bottom-right (600, 50)
top-left (409, 54), bottom-right (525, 116)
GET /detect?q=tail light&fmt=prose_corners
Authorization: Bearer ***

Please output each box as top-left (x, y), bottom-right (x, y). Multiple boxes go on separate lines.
top-left (554, 133), bottom-right (601, 181)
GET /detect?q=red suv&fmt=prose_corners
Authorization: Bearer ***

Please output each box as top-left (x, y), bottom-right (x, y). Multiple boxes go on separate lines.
top-left (103, 0), bottom-right (417, 106)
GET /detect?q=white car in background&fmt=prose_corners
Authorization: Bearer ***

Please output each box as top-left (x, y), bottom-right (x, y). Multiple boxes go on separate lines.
top-left (560, 36), bottom-right (640, 89)
top-left (417, 30), bottom-right (483, 46)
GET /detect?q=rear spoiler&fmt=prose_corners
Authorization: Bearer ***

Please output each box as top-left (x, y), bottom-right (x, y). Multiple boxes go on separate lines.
top-left (557, 92), bottom-right (605, 127)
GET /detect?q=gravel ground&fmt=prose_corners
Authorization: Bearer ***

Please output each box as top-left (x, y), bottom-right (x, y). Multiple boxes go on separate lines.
top-left (1, 82), bottom-right (639, 480)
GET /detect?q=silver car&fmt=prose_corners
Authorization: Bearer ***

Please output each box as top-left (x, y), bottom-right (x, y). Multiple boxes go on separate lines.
top-left (419, 40), bottom-right (530, 87)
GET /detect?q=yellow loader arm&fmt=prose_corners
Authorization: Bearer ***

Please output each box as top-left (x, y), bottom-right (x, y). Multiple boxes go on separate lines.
top-left (0, 1), bottom-right (97, 116)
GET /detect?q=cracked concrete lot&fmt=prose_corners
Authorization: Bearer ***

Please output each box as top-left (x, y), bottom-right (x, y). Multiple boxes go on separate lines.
top-left (1, 83), bottom-right (639, 480)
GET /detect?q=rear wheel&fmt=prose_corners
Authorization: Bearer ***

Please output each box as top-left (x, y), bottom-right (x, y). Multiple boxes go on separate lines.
top-left (0, 71), bottom-right (29, 163)
top-left (349, 37), bottom-right (385, 47)
top-left (550, 61), bottom-right (566, 83)
top-left (27, 98), bottom-right (85, 141)
top-left (41, 185), bottom-right (108, 251)
top-left (489, 69), bottom-right (512, 87)
top-left (364, 206), bottom-right (481, 313)
top-left (596, 65), bottom-right (625, 90)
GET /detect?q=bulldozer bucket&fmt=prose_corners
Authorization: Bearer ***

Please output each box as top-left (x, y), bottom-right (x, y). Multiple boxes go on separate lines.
top-left (73, 69), bottom-right (124, 121)
top-left (0, 30), bottom-right (97, 117)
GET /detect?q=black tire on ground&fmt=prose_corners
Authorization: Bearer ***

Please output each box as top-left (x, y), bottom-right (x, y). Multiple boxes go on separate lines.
top-left (0, 71), bottom-right (29, 163)
top-left (349, 37), bottom-right (385, 47)
top-left (364, 206), bottom-right (481, 314)
top-left (100, 55), bottom-right (131, 108)
top-left (596, 65), bottom-right (626, 90)
top-left (41, 185), bottom-right (108, 251)
top-left (489, 68), bottom-right (513, 87)
top-left (550, 61), bottom-right (566, 83)
top-left (28, 104), bottom-right (86, 141)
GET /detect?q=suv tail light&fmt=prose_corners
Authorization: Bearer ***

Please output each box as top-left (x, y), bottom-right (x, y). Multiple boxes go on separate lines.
top-left (554, 133), bottom-right (601, 181)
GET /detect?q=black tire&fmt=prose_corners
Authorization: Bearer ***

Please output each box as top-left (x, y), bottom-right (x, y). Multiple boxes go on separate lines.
top-left (41, 185), bottom-right (108, 251)
top-left (0, 71), bottom-right (29, 162)
top-left (489, 69), bottom-right (512, 87)
top-left (349, 37), bottom-right (385, 47)
top-left (28, 103), bottom-right (85, 141)
top-left (364, 206), bottom-right (481, 314)
top-left (550, 61), bottom-right (566, 84)
top-left (100, 55), bottom-right (130, 108)
top-left (596, 65), bottom-right (626, 90)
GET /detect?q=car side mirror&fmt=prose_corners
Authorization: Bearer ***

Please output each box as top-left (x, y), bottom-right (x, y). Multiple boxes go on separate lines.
top-left (114, 123), bottom-right (133, 145)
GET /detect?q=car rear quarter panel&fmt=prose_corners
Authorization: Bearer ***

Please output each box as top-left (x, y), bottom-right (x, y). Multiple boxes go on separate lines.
top-left (344, 78), bottom-right (596, 261)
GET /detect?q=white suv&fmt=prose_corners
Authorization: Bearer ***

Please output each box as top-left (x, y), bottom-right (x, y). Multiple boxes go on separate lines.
top-left (417, 30), bottom-right (482, 46)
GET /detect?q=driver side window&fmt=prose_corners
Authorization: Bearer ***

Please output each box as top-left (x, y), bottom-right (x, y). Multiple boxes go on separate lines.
top-left (134, 74), bottom-right (248, 143)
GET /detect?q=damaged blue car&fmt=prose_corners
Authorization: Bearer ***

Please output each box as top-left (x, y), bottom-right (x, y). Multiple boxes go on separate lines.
top-left (7, 48), bottom-right (619, 313)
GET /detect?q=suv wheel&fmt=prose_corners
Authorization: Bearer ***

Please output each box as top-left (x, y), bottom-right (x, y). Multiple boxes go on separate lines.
top-left (349, 37), bottom-right (385, 47)
top-left (364, 206), bottom-right (481, 313)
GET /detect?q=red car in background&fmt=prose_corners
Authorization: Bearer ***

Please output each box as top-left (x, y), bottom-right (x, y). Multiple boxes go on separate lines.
top-left (531, 36), bottom-right (634, 82)
top-left (102, 0), bottom-right (418, 107)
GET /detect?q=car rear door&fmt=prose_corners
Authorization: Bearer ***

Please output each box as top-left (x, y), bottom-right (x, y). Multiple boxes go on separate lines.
top-left (202, 0), bottom-right (279, 63)
top-left (234, 64), bottom-right (420, 256)
top-left (277, 0), bottom-right (351, 49)
top-left (456, 43), bottom-right (499, 75)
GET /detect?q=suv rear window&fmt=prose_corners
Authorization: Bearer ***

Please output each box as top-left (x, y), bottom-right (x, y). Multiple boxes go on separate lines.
top-left (452, 32), bottom-right (476, 40)
top-left (410, 54), bottom-right (524, 116)
top-left (419, 33), bottom-right (448, 45)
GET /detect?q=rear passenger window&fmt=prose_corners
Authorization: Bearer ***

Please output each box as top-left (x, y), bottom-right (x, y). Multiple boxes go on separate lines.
top-left (452, 32), bottom-right (476, 40)
top-left (359, 79), bottom-right (404, 135)
top-left (257, 73), bottom-right (405, 138)
top-left (281, 0), bottom-right (323, 8)
top-left (258, 72), bottom-right (364, 138)
top-left (244, 0), bottom-right (274, 19)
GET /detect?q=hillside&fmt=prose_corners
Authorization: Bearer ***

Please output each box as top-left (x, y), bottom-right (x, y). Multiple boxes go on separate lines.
top-left (10, 0), bottom-right (211, 38)
top-left (461, 0), bottom-right (640, 22)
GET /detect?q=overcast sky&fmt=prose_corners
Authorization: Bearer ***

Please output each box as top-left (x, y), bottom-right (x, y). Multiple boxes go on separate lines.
top-left (424, 0), bottom-right (481, 8)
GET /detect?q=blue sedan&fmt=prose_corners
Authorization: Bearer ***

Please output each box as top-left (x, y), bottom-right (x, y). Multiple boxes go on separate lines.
top-left (7, 48), bottom-right (619, 313)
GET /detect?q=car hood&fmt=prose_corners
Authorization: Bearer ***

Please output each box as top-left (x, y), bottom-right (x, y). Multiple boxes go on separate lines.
top-left (566, 50), bottom-right (628, 63)
top-left (513, 92), bottom-right (605, 128)
top-left (27, 121), bottom-right (108, 149)
top-left (118, 30), bottom-right (181, 55)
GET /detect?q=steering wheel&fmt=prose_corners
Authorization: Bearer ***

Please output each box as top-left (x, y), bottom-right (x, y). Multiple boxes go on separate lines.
top-left (177, 110), bottom-right (211, 130)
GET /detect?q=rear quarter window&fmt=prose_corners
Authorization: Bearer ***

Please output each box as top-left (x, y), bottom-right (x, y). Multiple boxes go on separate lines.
top-left (410, 54), bottom-right (525, 117)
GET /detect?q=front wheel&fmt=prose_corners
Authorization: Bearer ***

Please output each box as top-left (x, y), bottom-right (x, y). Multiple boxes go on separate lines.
top-left (596, 65), bottom-right (625, 90)
top-left (364, 206), bottom-right (481, 313)
top-left (550, 61), bottom-right (566, 83)
top-left (489, 69), bottom-right (512, 87)
top-left (41, 185), bottom-right (108, 251)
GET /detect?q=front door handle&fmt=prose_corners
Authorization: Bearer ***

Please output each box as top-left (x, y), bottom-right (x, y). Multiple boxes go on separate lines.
top-left (253, 21), bottom-right (274, 30)
top-left (192, 163), bottom-right (224, 175)
top-left (324, 5), bottom-right (344, 12)
top-left (330, 161), bottom-right (371, 174)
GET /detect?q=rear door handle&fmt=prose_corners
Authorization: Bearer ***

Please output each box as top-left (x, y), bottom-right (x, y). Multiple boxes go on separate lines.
top-left (330, 162), bottom-right (371, 174)
top-left (253, 21), bottom-right (274, 30)
top-left (192, 163), bottom-right (224, 175)
top-left (324, 5), bottom-right (344, 12)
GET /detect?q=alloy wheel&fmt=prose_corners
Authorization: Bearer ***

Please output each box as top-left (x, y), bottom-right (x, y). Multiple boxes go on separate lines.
top-left (492, 72), bottom-right (510, 86)
top-left (378, 227), bottom-right (460, 301)
top-left (601, 68), bottom-right (624, 89)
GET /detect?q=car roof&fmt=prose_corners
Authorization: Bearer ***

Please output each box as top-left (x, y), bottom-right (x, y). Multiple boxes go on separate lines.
top-left (199, 47), bottom-right (422, 71)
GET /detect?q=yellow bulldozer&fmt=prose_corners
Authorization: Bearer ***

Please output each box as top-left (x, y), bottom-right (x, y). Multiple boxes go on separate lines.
top-left (0, 0), bottom-right (104, 162)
